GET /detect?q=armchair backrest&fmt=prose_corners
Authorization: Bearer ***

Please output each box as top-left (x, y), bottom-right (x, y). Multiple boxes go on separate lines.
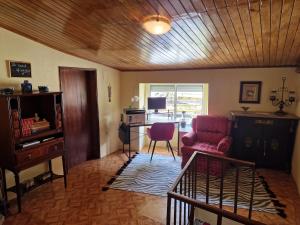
top-left (192, 116), bottom-right (231, 144)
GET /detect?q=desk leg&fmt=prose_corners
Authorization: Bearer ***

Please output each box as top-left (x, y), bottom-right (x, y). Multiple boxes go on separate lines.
top-left (48, 160), bottom-right (53, 183)
top-left (13, 172), bottom-right (21, 213)
top-left (62, 155), bottom-right (67, 189)
top-left (1, 168), bottom-right (8, 216)
top-left (177, 124), bottom-right (180, 155)
top-left (1, 168), bottom-right (7, 202)
top-left (128, 126), bottom-right (131, 159)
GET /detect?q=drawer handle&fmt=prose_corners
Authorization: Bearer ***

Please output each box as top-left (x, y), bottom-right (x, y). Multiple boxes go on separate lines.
top-left (54, 145), bottom-right (58, 150)
top-left (27, 154), bottom-right (32, 160)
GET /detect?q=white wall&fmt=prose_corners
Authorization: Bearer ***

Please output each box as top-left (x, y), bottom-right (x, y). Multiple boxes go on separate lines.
top-left (0, 28), bottom-right (121, 187)
top-left (121, 68), bottom-right (300, 193)
top-left (121, 68), bottom-right (298, 116)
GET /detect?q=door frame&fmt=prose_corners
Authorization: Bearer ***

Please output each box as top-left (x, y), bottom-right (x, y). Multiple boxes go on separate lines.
top-left (58, 66), bottom-right (101, 168)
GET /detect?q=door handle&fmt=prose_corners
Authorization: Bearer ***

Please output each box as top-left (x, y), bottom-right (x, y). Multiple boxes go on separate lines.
top-left (263, 140), bottom-right (267, 157)
top-left (256, 139), bottom-right (260, 147)
top-left (26, 154), bottom-right (32, 160)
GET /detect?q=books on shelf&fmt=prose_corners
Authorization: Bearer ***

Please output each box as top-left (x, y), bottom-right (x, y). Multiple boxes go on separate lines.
top-left (31, 120), bottom-right (50, 133)
top-left (20, 118), bottom-right (50, 137)
top-left (12, 110), bottom-right (21, 139)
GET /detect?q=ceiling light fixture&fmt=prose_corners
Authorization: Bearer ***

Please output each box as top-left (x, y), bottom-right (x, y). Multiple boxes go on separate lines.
top-left (142, 15), bottom-right (171, 35)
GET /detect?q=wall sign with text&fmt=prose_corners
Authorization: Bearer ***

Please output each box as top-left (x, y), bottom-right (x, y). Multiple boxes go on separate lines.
top-left (7, 60), bottom-right (32, 78)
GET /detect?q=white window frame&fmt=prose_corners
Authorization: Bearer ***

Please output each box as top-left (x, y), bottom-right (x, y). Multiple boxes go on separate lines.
top-left (149, 84), bottom-right (206, 120)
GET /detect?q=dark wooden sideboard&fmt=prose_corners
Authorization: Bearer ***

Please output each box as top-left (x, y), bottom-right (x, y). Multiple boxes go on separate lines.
top-left (0, 92), bottom-right (67, 212)
top-left (230, 111), bottom-right (299, 172)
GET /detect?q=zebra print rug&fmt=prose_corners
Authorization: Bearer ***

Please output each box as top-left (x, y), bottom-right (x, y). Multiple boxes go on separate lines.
top-left (105, 153), bottom-right (285, 215)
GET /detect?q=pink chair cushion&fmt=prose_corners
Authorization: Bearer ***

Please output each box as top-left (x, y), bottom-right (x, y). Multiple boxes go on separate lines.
top-left (148, 122), bottom-right (175, 141)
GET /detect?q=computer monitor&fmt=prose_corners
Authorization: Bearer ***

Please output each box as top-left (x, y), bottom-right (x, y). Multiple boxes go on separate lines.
top-left (148, 97), bottom-right (166, 113)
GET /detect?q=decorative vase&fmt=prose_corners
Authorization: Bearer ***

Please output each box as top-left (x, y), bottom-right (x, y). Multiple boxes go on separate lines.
top-left (21, 80), bottom-right (32, 93)
top-left (180, 111), bottom-right (186, 128)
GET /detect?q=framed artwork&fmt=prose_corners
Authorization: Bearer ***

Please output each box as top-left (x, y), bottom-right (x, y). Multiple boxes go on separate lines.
top-left (7, 60), bottom-right (32, 78)
top-left (239, 81), bottom-right (262, 104)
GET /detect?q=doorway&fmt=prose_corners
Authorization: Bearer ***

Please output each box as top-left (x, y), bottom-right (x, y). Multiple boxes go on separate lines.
top-left (59, 67), bottom-right (100, 169)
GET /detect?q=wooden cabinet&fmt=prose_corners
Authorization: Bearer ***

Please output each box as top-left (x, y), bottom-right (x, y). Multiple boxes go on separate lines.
top-left (230, 111), bottom-right (299, 172)
top-left (0, 92), bottom-right (67, 212)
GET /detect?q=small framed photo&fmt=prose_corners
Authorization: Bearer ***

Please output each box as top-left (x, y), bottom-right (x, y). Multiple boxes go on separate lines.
top-left (239, 81), bottom-right (262, 104)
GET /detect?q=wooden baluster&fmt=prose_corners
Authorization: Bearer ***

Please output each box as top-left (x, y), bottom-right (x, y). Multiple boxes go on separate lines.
top-left (179, 179), bottom-right (182, 225)
top-left (188, 160), bottom-right (192, 223)
top-left (194, 156), bottom-right (197, 199)
top-left (166, 195), bottom-right (171, 225)
top-left (174, 198), bottom-right (177, 225)
top-left (217, 212), bottom-right (222, 225)
top-left (249, 167), bottom-right (255, 219)
top-left (219, 160), bottom-right (224, 208)
top-left (184, 173), bottom-right (187, 225)
top-left (234, 167), bottom-right (240, 214)
top-left (189, 205), bottom-right (195, 225)
top-left (206, 157), bottom-right (210, 204)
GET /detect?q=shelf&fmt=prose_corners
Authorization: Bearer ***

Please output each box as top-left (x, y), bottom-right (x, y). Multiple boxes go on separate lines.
top-left (16, 128), bottom-right (63, 144)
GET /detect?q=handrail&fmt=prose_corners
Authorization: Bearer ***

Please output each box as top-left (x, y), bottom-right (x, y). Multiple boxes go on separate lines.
top-left (170, 151), bottom-right (255, 192)
top-left (167, 151), bottom-right (265, 225)
top-left (168, 192), bottom-right (265, 225)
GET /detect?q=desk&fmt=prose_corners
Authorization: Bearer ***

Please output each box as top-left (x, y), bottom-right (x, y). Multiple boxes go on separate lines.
top-left (177, 124), bottom-right (192, 156)
top-left (126, 120), bottom-right (192, 159)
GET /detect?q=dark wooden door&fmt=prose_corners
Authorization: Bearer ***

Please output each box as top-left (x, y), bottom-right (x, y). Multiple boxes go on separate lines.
top-left (59, 67), bottom-right (100, 169)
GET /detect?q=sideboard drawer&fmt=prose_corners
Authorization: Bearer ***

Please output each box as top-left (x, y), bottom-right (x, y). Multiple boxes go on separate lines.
top-left (16, 148), bottom-right (42, 164)
top-left (47, 141), bottom-right (63, 155)
top-left (15, 138), bottom-right (64, 165)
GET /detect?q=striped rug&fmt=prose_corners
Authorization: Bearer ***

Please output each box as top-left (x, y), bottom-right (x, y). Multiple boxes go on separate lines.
top-left (106, 153), bottom-right (285, 215)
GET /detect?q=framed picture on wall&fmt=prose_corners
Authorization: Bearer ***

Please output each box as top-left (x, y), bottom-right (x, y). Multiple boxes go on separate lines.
top-left (7, 60), bottom-right (32, 78)
top-left (239, 81), bottom-right (262, 104)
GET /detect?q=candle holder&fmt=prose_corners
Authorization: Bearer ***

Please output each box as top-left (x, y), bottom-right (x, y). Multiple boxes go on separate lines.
top-left (269, 77), bottom-right (296, 115)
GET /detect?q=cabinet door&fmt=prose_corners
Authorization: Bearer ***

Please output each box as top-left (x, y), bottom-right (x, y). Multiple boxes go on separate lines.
top-left (263, 120), bottom-right (292, 169)
top-left (233, 118), bottom-right (263, 162)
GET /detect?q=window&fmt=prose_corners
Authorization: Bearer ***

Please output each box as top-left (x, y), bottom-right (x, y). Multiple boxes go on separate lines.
top-left (149, 84), bottom-right (207, 123)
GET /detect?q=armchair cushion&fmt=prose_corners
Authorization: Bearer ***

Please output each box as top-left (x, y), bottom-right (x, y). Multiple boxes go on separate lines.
top-left (195, 116), bottom-right (231, 145)
top-left (181, 115), bottom-right (232, 176)
top-left (181, 144), bottom-right (225, 176)
top-left (182, 131), bottom-right (197, 146)
top-left (217, 136), bottom-right (232, 153)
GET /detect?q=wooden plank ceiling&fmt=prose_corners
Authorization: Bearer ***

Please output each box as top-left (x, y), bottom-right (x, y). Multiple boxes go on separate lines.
top-left (0, 0), bottom-right (300, 71)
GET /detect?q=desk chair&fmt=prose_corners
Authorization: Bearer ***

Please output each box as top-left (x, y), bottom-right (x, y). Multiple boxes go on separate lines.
top-left (147, 122), bottom-right (176, 161)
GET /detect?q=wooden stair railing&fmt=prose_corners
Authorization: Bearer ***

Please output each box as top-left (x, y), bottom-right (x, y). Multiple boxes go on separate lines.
top-left (166, 151), bottom-right (266, 225)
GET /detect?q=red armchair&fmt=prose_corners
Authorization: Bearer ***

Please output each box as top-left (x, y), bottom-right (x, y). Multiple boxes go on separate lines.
top-left (181, 116), bottom-right (232, 176)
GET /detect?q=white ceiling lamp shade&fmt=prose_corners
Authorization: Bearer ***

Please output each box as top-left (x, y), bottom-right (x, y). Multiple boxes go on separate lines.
top-left (142, 15), bottom-right (171, 35)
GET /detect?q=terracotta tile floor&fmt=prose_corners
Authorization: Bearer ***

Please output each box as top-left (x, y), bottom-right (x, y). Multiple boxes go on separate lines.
top-left (3, 148), bottom-right (300, 225)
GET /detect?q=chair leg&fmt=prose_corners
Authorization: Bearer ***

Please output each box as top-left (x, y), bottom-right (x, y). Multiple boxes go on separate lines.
top-left (148, 140), bottom-right (152, 153)
top-left (168, 141), bottom-right (176, 160)
top-left (150, 141), bottom-right (157, 161)
top-left (166, 141), bottom-right (170, 152)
